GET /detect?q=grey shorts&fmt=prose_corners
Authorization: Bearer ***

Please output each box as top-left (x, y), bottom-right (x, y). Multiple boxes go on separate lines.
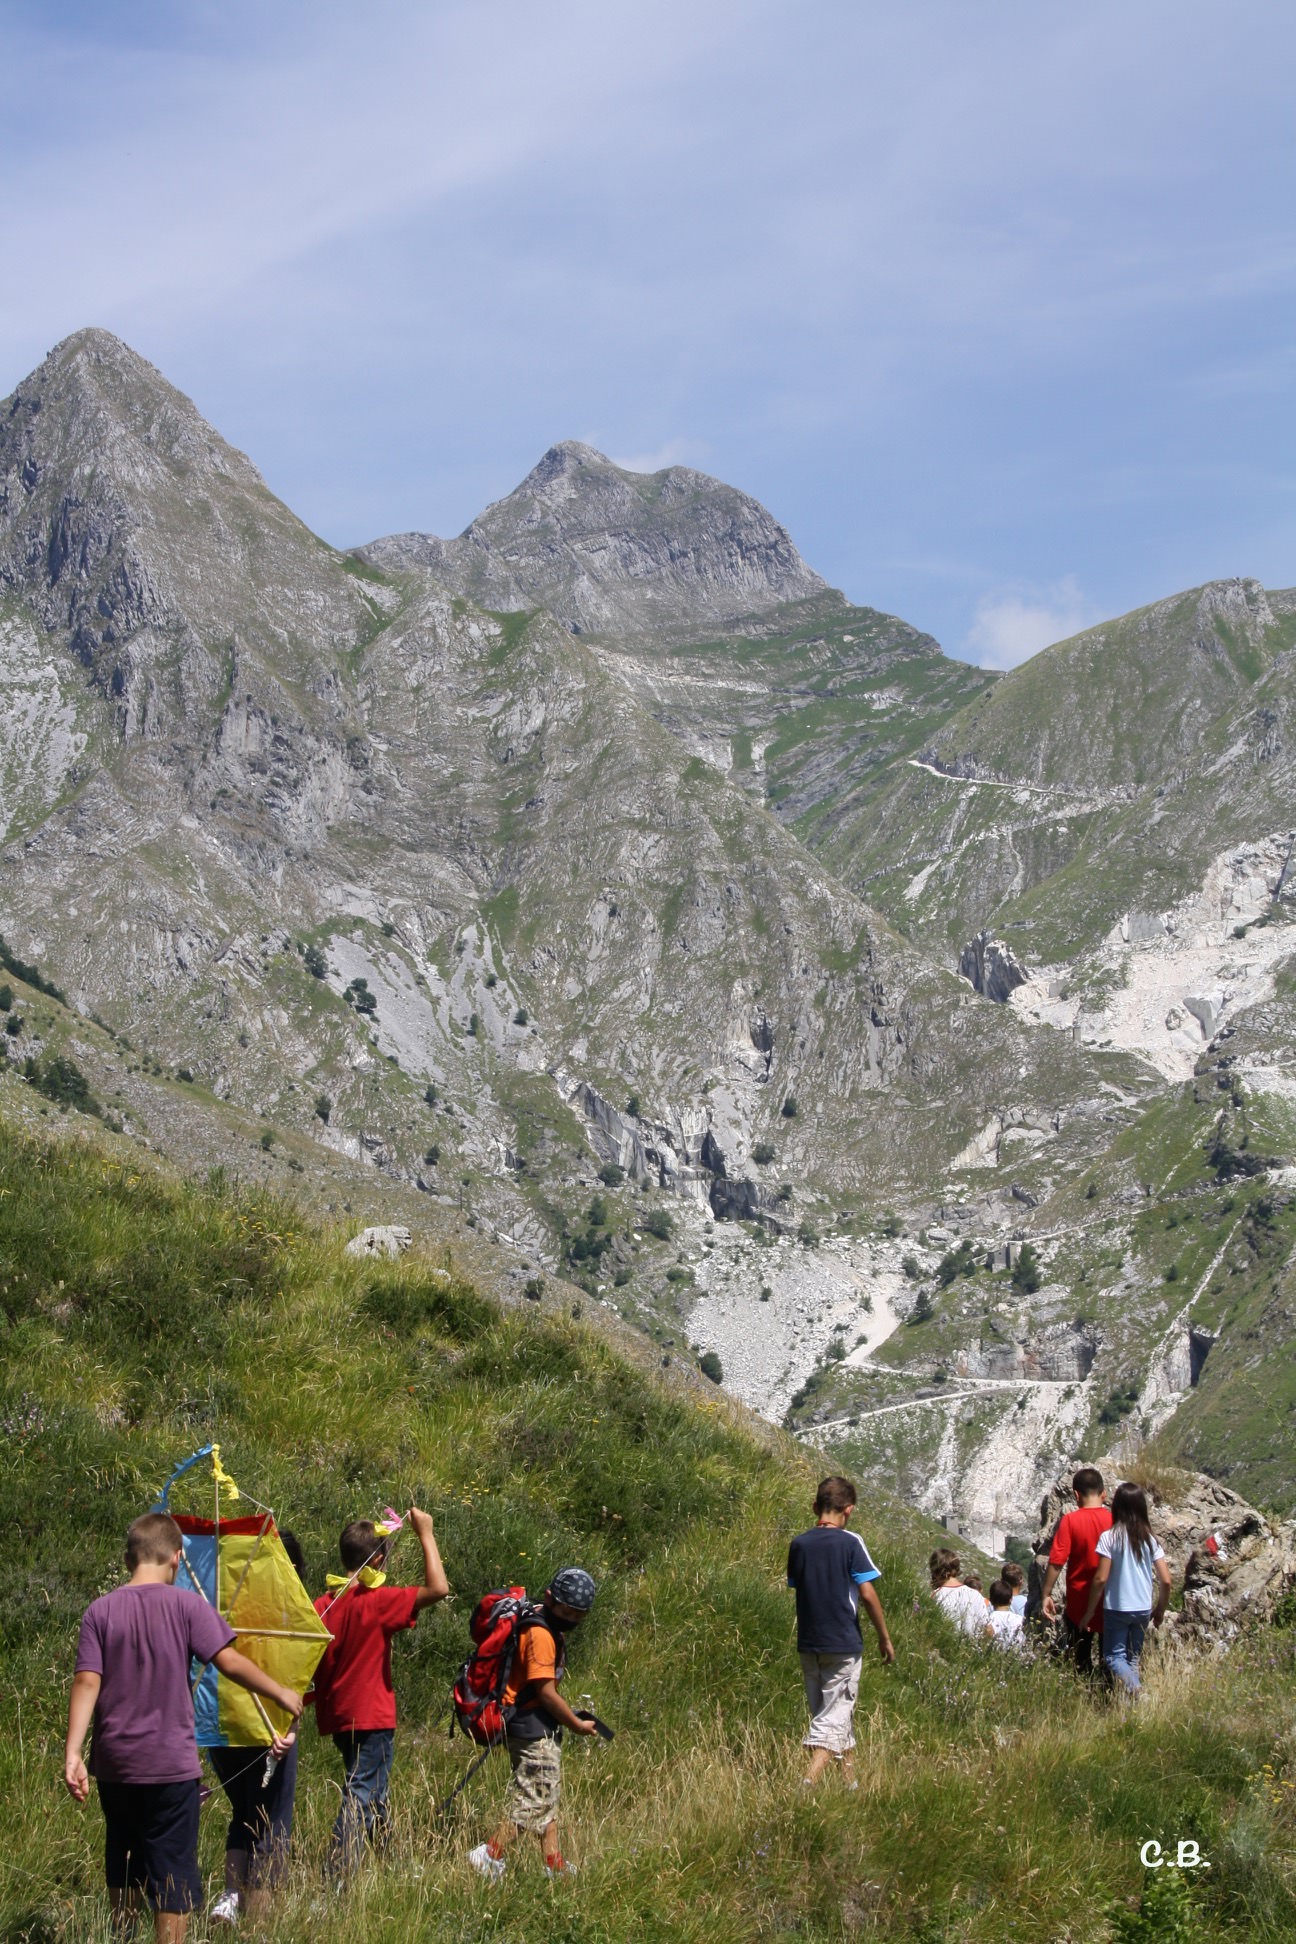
top-left (504, 1736), bottom-right (562, 1832)
top-left (799, 1650), bottom-right (861, 1754)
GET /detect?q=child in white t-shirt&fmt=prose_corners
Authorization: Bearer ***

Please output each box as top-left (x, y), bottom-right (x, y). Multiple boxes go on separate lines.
top-left (986, 1579), bottom-right (1026, 1652)
top-left (929, 1549), bottom-right (992, 1638)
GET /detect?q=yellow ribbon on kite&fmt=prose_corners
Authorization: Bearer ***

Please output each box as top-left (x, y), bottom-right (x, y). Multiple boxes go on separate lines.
top-left (210, 1444), bottom-right (241, 1502)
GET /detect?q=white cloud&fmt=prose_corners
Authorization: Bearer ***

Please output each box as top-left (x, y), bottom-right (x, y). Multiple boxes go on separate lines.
top-left (964, 578), bottom-right (1097, 670)
top-left (606, 439), bottom-right (702, 474)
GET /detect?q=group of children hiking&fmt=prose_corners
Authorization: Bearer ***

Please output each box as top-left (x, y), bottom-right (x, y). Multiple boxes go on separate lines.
top-left (925, 1466), bottom-right (1172, 1692)
top-left (64, 1463), bottom-right (1171, 1932)
top-left (785, 1466), bottom-right (1174, 1792)
top-left (64, 1504), bottom-right (597, 1938)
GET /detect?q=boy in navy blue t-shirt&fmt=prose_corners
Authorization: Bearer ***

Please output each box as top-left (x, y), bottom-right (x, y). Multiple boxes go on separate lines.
top-left (786, 1476), bottom-right (894, 1785)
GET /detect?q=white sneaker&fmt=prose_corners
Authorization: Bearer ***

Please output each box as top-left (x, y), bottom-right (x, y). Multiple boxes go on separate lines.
top-left (468, 1843), bottom-right (506, 1882)
top-left (209, 1890), bottom-right (241, 1924)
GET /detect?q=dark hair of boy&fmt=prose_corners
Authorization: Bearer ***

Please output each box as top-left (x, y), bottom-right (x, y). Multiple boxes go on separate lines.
top-left (813, 1475), bottom-right (857, 1516)
top-left (962, 1573), bottom-right (983, 1594)
top-left (339, 1521), bottom-right (387, 1572)
top-left (279, 1528), bottom-right (308, 1581)
top-left (1072, 1466), bottom-right (1104, 1500)
top-left (1108, 1482), bottom-right (1154, 1556)
top-left (988, 1580), bottom-right (1013, 1609)
top-left (124, 1512), bottom-right (184, 1570)
top-left (929, 1548), bottom-right (961, 1587)
top-left (1001, 1562), bottom-right (1025, 1591)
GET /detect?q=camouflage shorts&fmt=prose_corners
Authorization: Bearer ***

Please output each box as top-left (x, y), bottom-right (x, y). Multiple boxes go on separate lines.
top-left (505, 1736), bottom-right (562, 1832)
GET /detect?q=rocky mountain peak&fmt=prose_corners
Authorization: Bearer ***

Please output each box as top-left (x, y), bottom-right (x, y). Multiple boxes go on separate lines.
top-left (0, 329), bottom-right (369, 740)
top-left (3, 326), bottom-right (267, 505)
top-left (361, 441), bottom-right (831, 641)
top-left (519, 439), bottom-right (611, 489)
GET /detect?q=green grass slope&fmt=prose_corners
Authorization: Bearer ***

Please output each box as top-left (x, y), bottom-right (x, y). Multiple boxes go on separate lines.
top-left (4, 1118), bottom-right (1296, 1940)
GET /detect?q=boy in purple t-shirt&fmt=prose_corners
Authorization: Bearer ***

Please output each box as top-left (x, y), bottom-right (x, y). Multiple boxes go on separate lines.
top-left (65, 1511), bottom-right (304, 1943)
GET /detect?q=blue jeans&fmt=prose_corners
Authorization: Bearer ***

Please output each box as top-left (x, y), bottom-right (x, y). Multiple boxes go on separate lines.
top-left (329, 1730), bottom-right (395, 1870)
top-left (1102, 1609), bottom-right (1151, 1693)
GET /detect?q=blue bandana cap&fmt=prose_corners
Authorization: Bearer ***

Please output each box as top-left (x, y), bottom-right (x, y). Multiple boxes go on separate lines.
top-left (549, 1566), bottom-right (596, 1612)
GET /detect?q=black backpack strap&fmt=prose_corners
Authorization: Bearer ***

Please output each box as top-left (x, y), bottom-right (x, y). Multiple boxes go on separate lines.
top-left (510, 1609), bottom-right (564, 1711)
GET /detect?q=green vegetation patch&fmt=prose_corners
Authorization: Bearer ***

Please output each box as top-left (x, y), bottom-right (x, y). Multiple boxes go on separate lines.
top-left (484, 608), bottom-right (535, 667)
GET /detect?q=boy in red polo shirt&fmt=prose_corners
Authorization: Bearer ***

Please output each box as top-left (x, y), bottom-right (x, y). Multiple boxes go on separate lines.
top-left (1040, 1467), bottom-right (1111, 1674)
top-left (312, 1505), bottom-right (447, 1869)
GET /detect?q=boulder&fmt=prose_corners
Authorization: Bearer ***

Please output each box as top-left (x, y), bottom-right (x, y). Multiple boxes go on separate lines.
top-left (344, 1224), bottom-right (412, 1260)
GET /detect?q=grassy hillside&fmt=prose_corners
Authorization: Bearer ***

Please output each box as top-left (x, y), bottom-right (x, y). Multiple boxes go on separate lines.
top-left (816, 578), bottom-right (1296, 960)
top-left (3, 1117), bottom-right (1296, 1942)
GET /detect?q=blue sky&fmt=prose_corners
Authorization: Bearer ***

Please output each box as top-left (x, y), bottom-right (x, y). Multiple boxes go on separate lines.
top-left (1, 0), bottom-right (1293, 666)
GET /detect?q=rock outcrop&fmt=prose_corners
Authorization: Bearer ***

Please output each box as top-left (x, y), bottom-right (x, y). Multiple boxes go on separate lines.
top-left (344, 1225), bottom-right (413, 1259)
top-left (958, 931), bottom-right (1030, 1002)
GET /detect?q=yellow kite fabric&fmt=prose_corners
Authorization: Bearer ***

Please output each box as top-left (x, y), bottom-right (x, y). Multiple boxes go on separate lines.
top-left (156, 1445), bottom-right (332, 1747)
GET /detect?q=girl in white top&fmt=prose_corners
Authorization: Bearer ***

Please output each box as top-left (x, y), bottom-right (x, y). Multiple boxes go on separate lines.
top-left (1079, 1482), bottom-right (1171, 1695)
top-left (929, 1548), bottom-right (994, 1638)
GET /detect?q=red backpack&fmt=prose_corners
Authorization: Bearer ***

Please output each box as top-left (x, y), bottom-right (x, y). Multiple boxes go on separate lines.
top-left (452, 1587), bottom-right (543, 1745)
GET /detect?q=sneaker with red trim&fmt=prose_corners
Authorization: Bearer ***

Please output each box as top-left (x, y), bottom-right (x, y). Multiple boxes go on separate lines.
top-left (468, 1842), bottom-right (506, 1882)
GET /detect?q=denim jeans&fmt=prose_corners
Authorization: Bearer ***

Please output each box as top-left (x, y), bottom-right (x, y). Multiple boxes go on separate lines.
top-left (329, 1729), bottom-right (395, 1870)
top-left (1102, 1609), bottom-right (1151, 1693)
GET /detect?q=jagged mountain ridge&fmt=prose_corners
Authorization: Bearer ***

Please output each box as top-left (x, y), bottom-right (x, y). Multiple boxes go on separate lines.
top-left (0, 329), bottom-right (375, 751)
top-left (0, 329), bottom-right (1113, 1243)
top-left (358, 438), bottom-right (829, 641)
top-left (362, 435), bottom-right (999, 875)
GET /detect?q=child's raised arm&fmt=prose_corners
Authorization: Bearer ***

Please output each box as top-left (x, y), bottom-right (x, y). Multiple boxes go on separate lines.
top-left (408, 1505), bottom-right (449, 1609)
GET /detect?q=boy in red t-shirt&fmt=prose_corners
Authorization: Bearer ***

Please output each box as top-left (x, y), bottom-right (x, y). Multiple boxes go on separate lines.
top-left (1040, 1467), bottom-right (1111, 1674)
top-left (312, 1506), bottom-right (447, 1869)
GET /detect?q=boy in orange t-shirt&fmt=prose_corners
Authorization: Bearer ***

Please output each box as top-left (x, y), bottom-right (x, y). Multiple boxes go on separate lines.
top-left (468, 1568), bottom-right (598, 1880)
top-left (1041, 1467), bottom-right (1112, 1674)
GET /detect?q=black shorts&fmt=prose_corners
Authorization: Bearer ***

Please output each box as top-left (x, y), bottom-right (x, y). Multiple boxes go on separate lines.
top-left (208, 1740), bottom-right (297, 1884)
top-left (97, 1779), bottom-right (202, 1913)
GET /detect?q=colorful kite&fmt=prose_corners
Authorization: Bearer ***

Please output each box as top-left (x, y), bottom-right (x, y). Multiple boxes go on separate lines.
top-left (154, 1443), bottom-right (332, 1747)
